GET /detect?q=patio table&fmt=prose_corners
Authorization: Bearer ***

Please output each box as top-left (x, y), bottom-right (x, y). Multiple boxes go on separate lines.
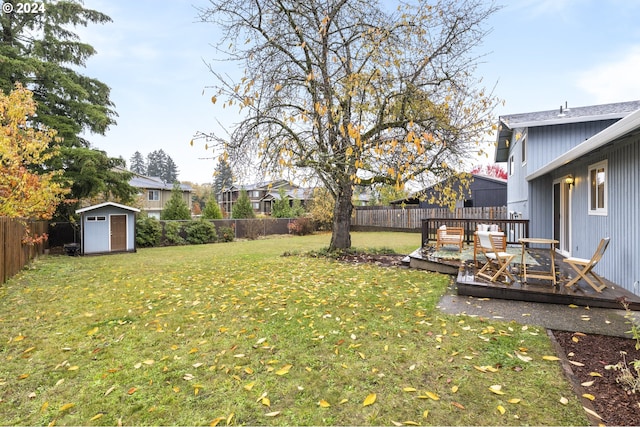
top-left (518, 237), bottom-right (559, 285)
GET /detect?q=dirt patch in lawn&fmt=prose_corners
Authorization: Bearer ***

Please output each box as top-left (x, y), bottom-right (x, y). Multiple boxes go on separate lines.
top-left (337, 253), bottom-right (407, 267)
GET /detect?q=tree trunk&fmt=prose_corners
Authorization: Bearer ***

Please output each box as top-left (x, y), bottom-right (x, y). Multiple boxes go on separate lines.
top-left (329, 182), bottom-right (353, 251)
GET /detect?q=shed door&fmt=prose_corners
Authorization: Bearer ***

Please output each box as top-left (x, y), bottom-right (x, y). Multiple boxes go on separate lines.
top-left (110, 215), bottom-right (127, 251)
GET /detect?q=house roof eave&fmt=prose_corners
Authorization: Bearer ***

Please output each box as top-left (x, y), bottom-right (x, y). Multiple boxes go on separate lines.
top-left (526, 108), bottom-right (640, 181)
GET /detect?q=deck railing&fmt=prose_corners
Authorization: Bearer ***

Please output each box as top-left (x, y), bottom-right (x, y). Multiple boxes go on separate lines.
top-left (421, 218), bottom-right (530, 246)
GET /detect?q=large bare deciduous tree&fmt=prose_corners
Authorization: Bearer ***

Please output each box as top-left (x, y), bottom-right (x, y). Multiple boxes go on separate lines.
top-left (195, 0), bottom-right (499, 250)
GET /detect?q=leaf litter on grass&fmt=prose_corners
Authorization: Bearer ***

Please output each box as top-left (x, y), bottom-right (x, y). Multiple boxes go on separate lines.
top-left (0, 234), bottom-right (589, 425)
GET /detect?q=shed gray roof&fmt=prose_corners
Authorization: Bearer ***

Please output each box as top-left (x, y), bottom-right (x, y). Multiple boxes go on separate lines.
top-left (76, 202), bottom-right (140, 214)
top-left (495, 100), bottom-right (640, 162)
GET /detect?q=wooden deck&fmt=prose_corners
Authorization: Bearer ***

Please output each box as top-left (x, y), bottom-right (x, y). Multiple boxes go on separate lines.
top-left (408, 247), bottom-right (640, 310)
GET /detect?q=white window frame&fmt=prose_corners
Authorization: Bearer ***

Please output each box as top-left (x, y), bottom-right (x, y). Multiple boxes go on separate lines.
top-left (588, 160), bottom-right (608, 216)
top-left (521, 134), bottom-right (527, 165)
top-left (148, 190), bottom-right (160, 201)
top-left (508, 155), bottom-right (514, 176)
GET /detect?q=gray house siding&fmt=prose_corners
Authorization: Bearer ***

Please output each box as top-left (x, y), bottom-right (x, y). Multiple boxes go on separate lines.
top-left (506, 130), bottom-right (528, 217)
top-left (527, 133), bottom-right (640, 293)
top-left (527, 120), bottom-right (617, 173)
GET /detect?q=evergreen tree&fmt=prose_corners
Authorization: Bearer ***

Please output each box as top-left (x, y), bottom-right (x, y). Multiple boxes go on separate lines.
top-left (202, 199), bottom-right (223, 219)
top-left (163, 156), bottom-right (179, 183)
top-left (0, 0), bottom-right (135, 219)
top-left (130, 151), bottom-right (146, 174)
top-left (213, 157), bottom-right (234, 196)
top-left (232, 190), bottom-right (255, 219)
top-left (146, 150), bottom-right (167, 178)
top-left (161, 182), bottom-right (191, 220)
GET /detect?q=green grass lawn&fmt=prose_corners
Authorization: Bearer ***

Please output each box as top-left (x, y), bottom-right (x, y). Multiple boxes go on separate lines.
top-left (0, 232), bottom-right (587, 425)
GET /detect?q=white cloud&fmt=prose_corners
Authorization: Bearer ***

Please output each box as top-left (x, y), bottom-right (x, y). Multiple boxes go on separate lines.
top-left (576, 46), bottom-right (640, 103)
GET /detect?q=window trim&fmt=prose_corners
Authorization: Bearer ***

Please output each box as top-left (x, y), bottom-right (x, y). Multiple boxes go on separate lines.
top-left (148, 190), bottom-right (160, 201)
top-left (508, 154), bottom-right (514, 176)
top-left (521, 134), bottom-right (527, 165)
top-left (588, 160), bottom-right (608, 216)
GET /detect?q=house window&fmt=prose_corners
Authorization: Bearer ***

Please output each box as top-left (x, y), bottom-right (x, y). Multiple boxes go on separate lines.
top-left (508, 155), bottom-right (514, 176)
top-left (588, 160), bottom-right (607, 215)
top-left (86, 216), bottom-right (106, 222)
top-left (148, 190), bottom-right (160, 201)
top-left (252, 190), bottom-right (260, 198)
top-left (521, 135), bottom-right (527, 164)
top-left (252, 202), bottom-right (260, 210)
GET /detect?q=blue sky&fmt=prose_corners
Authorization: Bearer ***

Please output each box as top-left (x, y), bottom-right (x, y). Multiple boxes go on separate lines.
top-left (80, 0), bottom-right (640, 184)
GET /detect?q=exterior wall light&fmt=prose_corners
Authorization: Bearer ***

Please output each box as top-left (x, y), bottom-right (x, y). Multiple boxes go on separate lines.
top-left (565, 175), bottom-right (574, 186)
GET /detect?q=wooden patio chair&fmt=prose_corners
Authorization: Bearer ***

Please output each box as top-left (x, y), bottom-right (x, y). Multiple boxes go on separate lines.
top-left (476, 231), bottom-right (516, 283)
top-left (473, 225), bottom-right (506, 266)
top-left (564, 237), bottom-right (610, 292)
top-left (435, 226), bottom-right (464, 252)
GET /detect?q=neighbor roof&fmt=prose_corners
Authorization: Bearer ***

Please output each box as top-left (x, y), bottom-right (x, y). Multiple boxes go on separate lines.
top-left (129, 174), bottom-right (192, 192)
top-left (495, 100), bottom-right (640, 162)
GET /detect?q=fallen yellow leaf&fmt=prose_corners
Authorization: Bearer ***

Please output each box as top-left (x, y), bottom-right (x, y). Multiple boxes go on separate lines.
top-left (569, 360), bottom-right (585, 367)
top-left (261, 397), bottom-right (270, 407)
top-left (87, 327), bottom-right (99, 336)
top-left (403, 387), bottom-right (417, 392)
top-left (363, 393), bottom-right (377, 406)
top-left (429, 391), bottom-right (443, 401)
top-left (542, 355), bottom-right (560, 361)
top-left (451, 385), bottom-right (459, 393)
top-left (559, 396), bottom-right (569, 405)
top-left (90, 414), bottom-right (104, 422)
top-left (508, 398), bottom-right (521, 404)
top-left (275, 364), bottom-right (292, 375)
top-left (209, 417), bottom-right (225, 426)
top-left (497, 405), bottom-right (506, 415)
top-left (589, 372), bottom-right (602, 377)
top-left (489, 385), bottom-right (505, 395)
top-left (243, 381), bottom-right (255, 391)
top-left (581, 380), bottom-right (595, 387)
top-left (319, 399), bottom-right (331, 408)
top-left (583, 406), bottom-right (603, 420)
top-left (582, 393), bottom-right (595, 401)
top-left (59, 403), bottom-right (75, 412)
top-left (265, 411), bottom-right (281, 417)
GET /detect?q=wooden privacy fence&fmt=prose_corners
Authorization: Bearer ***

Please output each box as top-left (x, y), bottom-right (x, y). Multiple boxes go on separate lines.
top-left (0, 217), bottom-right (48, 285)
top-left (352, 206), bottom-right (508, 230)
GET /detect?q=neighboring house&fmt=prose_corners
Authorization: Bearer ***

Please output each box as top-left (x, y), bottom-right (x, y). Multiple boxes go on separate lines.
top-left (218, 180), bottom-right (313, 215)
top-left (391, 174), bottom-right (507, 208)
top-left (76, 202), bottom-right (140, 255)
top-left (495, 100), bottom-right (640, 294)
top-left (129, 174), bottom-right (193, 219)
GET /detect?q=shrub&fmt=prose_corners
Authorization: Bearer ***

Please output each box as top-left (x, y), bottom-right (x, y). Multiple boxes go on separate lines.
top-left (202, 199), bottom-right (223, 219)
top-left (218, 226), bottom-right (234, 242)
top-left (308, 187), bottom-right (334, 230)
top-left (244, 219), bottom-right (264, 240)
top-left (136, 216), bottom-right (161, 247)
top-left (288, 217), bottom-right (314, 236)
top-left (232, 190), bottom-right (256, 219)
top-left (163, 221), bottom-right (186, 245)
top-left (185, 219), bottom-right (217, 244)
